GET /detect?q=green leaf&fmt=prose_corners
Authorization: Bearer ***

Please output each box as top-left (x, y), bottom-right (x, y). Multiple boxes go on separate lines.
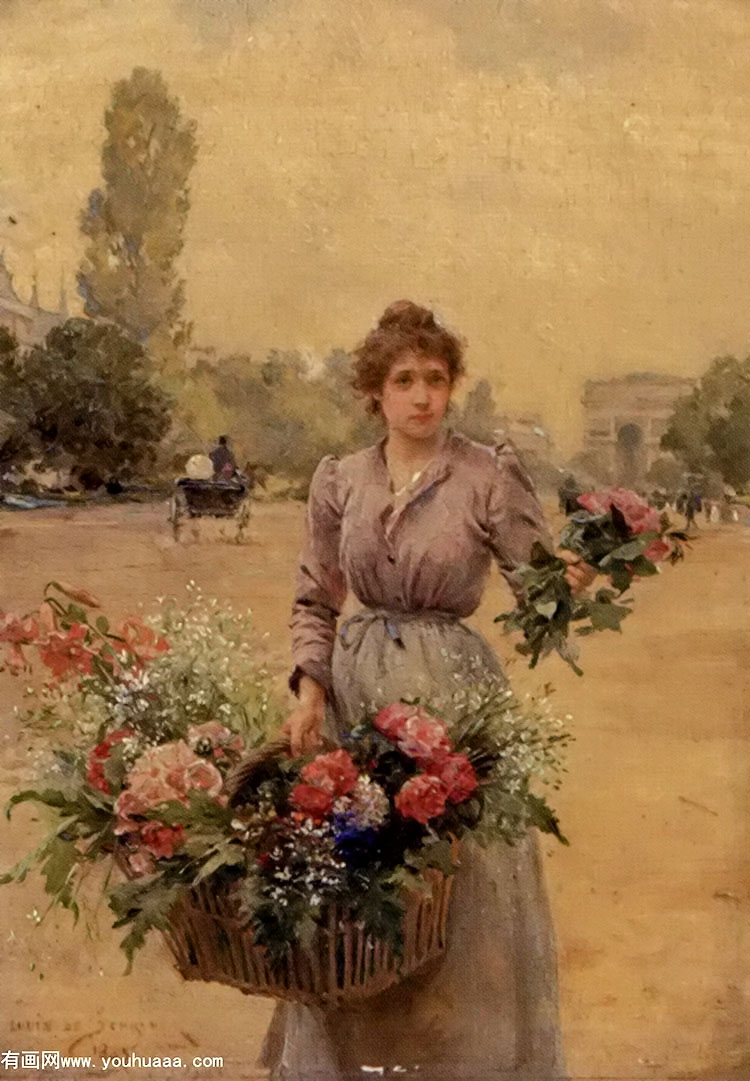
top-left (6, 788), bottom-right (79, 819)
top-left (386, 866), bottom-right (432, 897)
top-left (154, 792), bottom-right (233, 830)
top-left (193, 842), bottom-right (245, 884)
top-left (419, 837), bottom-right (457, 876)
top-left (109, 875), bottom-right (184, 971)
top-left (95, 616), bottom-right (110, 634)
top-left (526, 794), bottom-right (569, 845)
top-left (40, 836), bottom-right (80, 908)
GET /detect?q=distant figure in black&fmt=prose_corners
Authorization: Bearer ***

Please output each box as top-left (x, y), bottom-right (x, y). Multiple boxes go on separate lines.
top-left (558, 473), bottom-right (582, 515)
top-left (209, 436), bottom-right (237, 480)
top-left (678, 489), bottom-right (701, 530)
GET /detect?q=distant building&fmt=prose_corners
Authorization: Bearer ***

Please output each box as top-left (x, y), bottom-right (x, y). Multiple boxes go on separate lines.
top-left (582, 373), bottom-right (695, 486)
top-left (0, 252), bottom-right (67, 347)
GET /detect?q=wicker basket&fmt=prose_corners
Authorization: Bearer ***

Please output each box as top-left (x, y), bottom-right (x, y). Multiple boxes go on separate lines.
top-left (158, 863), bottom-right (454, 1006)
top-left (124, 735), bottom-right (457, 1006)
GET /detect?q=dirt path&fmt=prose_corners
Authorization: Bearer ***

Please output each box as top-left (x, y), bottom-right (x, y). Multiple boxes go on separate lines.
top-left (0, 501), bottom-right (748, 1080)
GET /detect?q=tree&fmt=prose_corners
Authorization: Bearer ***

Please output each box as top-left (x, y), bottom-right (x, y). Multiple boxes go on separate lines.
top-left (456, 378), bottom-right (502, 444)
top-left (77, 67), bottom-right (197, 375)
top-left (0, 327), bottom-right (34, 469)
top-left (18, 318), bottom-right (173, 487)
top-left (661, 355), bottom-right (750, 488)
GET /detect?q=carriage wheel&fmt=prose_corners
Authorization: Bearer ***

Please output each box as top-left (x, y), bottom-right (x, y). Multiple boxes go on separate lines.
top-left (169, 490), bottom-right (188, 542)
top-left (235, 497), bottom-right (252, 543)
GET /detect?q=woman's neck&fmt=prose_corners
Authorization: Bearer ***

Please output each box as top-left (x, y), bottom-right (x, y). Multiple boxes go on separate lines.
top-left (384, 428), bottom-right (447, 470)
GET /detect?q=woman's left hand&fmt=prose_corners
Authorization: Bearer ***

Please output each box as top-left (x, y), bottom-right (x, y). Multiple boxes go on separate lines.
top-left (558, 550), bottom-right (597, 595)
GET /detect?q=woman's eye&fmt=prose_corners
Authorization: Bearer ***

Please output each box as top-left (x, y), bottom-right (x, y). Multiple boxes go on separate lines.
top-left (428, 373), bottom-right (448, 385)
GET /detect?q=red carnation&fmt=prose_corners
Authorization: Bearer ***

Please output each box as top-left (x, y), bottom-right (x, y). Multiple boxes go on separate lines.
top-left (86, 728), bottom-right (134, 795)
top-left (300, 749), bottom-right (358, 797)
top-left (426, 753), bottom-right (478, 804)
top-left (139, 822), bottom-right (184, 859)
top-left (394, 774), bottom-right (448, 824)
top-left (290, 783), bottom-right (334, 820)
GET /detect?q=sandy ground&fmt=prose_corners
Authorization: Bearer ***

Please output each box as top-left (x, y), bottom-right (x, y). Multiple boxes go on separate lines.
top-left (0, 498), bottom-right (748, 1081)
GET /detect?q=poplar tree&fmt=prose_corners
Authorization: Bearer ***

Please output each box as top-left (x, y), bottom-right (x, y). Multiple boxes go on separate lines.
top-left (77, 67), bottom-right (197, 375)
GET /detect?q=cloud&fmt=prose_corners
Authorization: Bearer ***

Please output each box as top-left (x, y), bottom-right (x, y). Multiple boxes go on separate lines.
top-left (399, 0), bottom-right (641, 76)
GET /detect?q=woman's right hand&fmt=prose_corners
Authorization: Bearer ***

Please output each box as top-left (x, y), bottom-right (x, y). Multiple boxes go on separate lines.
top-left (280, 675), bottom-right (326, 757)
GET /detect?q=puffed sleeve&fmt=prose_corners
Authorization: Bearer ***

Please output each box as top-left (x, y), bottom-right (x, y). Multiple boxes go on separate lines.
top-left (289, 455), bottom-right (347, 695)
top-left (486, 441), bottom-right (554, 597)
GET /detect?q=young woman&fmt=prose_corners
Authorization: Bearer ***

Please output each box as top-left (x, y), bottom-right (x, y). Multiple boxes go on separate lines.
top-left (263, 300), bottom-right (592, 1081)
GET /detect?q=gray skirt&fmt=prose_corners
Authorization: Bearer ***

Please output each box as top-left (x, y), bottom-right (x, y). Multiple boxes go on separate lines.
top-left (262, 611), bottom-right (566, 1081)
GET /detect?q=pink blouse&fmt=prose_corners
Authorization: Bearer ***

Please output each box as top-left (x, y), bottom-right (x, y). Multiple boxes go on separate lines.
top-left (290, 431), bottom-right (551, 692)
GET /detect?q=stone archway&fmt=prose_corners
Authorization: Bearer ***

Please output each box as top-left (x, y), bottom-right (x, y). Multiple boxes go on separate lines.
top-left (615, 422), bottom-right (646, 486)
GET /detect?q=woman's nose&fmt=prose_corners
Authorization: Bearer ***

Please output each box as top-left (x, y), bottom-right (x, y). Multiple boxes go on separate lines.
top-left (412, 380), bottom-right (429, 404)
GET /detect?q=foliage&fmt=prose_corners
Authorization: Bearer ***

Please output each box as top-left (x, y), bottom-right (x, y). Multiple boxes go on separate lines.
top-left (0, 327), bottom-right (35, 468)
top-left (77, 67), bottom-right (198, 375)
top-left (1, 588), bottom-right (568, 969)
top-left (3, 318), bottom-right (172, 487)
top-left (497, 487), bottom-right (687, 674)
top-left (661, 355), bottom-right (750, 488)
top-left (455, 378), bottom-right (502, 444)
top-left (177, 349), bottom-right (379, 493)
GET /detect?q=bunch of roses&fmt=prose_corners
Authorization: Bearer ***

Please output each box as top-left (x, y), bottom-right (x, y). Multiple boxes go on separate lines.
top-left (288, 707), bottom-right (478, 831)
top-left (576, 487), bottom-right (673, 564)
top-left (101, 722), bottom-right (242, 874)
top-left (374, 704), bottom-right (478, 824)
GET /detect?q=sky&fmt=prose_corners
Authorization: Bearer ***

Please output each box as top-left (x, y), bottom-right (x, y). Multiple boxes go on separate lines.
top-left (2, 0), bottom-right (750, 450)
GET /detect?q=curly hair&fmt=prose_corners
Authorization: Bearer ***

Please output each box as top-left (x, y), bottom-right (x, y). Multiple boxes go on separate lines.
top-left (351, 300), bottom-right (466, 414)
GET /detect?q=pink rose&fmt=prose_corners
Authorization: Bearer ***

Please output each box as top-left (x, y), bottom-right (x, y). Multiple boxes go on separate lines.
top-left (290, 783), bottom-right (334, 819)
top-left (300, 749), bottom-right (359, 797)
top-left (374, 702), bottom-right (420, 741)
top-left (115, 741), bottom-right (223, 833)
top-left (578, 488), bottom-right (660, 535)
top-left (187, 721), bottom-right (243, 759)
top-left (127, 850), bottom-right (154, 876)
top-left (395, 774), bottom-right (448, 824)
top-left (396, 714), bottom-right (452, 766)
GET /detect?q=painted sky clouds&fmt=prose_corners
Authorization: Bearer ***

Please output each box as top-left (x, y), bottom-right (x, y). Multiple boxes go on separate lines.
top-left (2, 0), bottom-right (750, 446)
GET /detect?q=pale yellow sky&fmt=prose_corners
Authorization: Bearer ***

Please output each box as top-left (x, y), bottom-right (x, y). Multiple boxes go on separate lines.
top-left (2, 0), bottom-right (750, 450)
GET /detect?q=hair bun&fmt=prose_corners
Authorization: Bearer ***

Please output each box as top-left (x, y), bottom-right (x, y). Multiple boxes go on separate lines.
top-left (377, 300), bottom-right (438, 332)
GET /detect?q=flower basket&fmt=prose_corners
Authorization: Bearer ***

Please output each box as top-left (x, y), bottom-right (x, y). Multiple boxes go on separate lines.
top-left (1, 585), bottom-right (569, 1002)
top-left (154, 860), bottom-right (454, 1007)
top-left (140, 735), bottom-right (456, 1006)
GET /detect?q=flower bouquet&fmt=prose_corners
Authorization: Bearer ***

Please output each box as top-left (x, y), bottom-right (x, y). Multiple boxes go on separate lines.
top-left (496, 487), bottom-right (688, 674)
top-left (1, 585), bottom-right (569, 1005)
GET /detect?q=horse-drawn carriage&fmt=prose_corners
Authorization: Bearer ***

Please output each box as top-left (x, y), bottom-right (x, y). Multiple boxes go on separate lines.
top-left (168, 473), bottom-right (252, 542)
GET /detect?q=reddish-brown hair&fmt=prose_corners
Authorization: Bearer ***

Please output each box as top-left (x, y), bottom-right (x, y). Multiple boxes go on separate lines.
top-left (351, 300), bottom-right (466, 414)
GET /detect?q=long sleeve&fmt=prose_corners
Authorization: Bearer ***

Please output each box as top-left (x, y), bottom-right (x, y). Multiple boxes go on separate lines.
top-left (486, 441), bottom-right (553, 597)
top-left (289, 455), bottom-right (347, 694)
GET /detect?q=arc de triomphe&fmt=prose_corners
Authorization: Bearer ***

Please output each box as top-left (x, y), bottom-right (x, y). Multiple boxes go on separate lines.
top-left (581, 372), bottom-right (695, 486)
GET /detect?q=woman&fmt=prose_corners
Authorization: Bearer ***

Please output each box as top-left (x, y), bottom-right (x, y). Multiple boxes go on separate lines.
top-left (263, 301), bottom-right (592, 1081)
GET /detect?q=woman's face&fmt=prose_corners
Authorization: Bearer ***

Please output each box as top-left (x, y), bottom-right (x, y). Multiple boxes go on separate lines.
top-left (375, 351), bottom-right (452, 442)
